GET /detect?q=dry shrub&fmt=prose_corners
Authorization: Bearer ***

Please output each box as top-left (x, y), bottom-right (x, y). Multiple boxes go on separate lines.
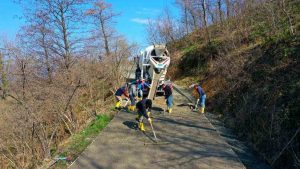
top-left (0, 58), bottom-right (119, 168)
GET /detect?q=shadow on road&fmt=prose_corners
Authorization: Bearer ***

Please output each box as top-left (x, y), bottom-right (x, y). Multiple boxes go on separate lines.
top-left (151, 106), bottom-right (164, 111)
top-left (154, 116), bottom-right (216, 132)
top-left (123, 121), bottom-right (138, 130)
top-left (177, 103), bottom-right (195, 110)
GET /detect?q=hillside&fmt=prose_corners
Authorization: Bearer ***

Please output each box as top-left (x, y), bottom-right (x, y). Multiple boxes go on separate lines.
top-left (0, 0), bottom-right (299, 168)
top-left (167, 1), bottom-right (300, 168)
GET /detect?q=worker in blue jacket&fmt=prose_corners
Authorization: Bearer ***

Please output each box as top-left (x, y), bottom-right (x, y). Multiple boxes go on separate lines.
top-left (135, 98), bottom-right (152, 131)
top-left (162, 83), bottom-right (173, 113)
top-left (131, 78), bottom-right (150, 100)
top-left (115, 84), bottom-right (129, 109)
top-left (189, 83), bottom-right (206, 113)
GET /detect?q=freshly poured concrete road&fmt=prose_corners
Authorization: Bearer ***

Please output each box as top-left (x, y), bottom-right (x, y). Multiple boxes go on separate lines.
top-left (69, 90), bottom-right (245, 169)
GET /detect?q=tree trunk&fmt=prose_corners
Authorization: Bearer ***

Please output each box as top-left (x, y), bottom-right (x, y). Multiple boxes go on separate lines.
top-left (100, 17), bottom-right (110, 57)
top-left (59, 3), bottom-right (71, 69)
top-left (31, 122), bottom-right (36, 168)
top-left (41, 31), bottom-right (53, 83)
top-left (191, 12), bottom-right (197, 30)
top-left (225, 0), bottom-right (231, 19)
top-left (0, 52), bottom-right (8, 99)
top-left (217, 0), bottom-right (224, 26)
top-left (21, 60), bottom-right (26, 100)
top-left (184, 2), bottom-right (189, 34)
top-left (201, 0), bottom-right (211, 42)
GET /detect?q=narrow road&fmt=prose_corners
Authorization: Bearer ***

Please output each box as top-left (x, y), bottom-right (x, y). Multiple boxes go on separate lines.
top-left (69, 88), bottom-right (246, 169)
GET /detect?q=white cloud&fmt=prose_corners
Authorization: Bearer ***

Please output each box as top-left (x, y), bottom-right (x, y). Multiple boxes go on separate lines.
top-left (131, 18), bottom-right (152, 24)
top-left (136, 8), bottom-right (161, 15)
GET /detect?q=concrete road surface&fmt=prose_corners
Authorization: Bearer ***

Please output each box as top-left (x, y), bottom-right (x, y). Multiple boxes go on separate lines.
top-left (69, 89), bottom-right (245, 169)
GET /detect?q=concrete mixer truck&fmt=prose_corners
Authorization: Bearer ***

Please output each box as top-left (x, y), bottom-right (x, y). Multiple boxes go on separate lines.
top-left (134, 44), bottom-right (170, 100)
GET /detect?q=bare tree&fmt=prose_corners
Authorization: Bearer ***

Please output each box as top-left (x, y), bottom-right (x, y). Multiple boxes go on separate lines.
top-left (200, 0), bottom-right (211, 42)
top-left (146, 19), bottom-right (162, 44)
top-left (225, 0), bottom-right (232, 19)
top-left (19, 0), bottom-right (87, 70)
top-left (18, 10), bottom-right (54, 83)
top-left (217, 0), bottom-right (224, 25)
top-left (109, 36), bottom-right (136, 86)
top-left (0, 50), bottom-right (9, 99)
top-left (86, 0), bottom-right (119, 58)
top-left (0, 0), bottom-right (137, 168)
top-left (159, 7), bottom-right (177, 43)
top-left (176, 0), bottom-right (201, 32)
top-left (206, 0), bottom-right (216, 24)
top-left (46, 0), bottom-right (87, 69)
top-left (147, 7), bottom-right (181, 44)
top-left (176, 0), bottom-right (191, 34)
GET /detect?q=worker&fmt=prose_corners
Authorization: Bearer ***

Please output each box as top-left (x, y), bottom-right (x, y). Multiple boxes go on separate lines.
top-left (189, 83), bottom-right (206, 113)
top-left (131, 78), bottom-right (150, 100)
top-left (128, 83), bottom-right (138, 111)
top-left (135, 97), bottom-right (152, 132)
top-left (115, 84), bottom-right (129, 109)
top-left (162, 83), bottom-right (173, 113)
top-left (138, 79), bottom-right (150, 99)
top-left (128, 78), bottom-right (150, 111)
top-left (135, 67), bottom-right (141, 80)
top-left (144, 66), bottom-right (152, 84)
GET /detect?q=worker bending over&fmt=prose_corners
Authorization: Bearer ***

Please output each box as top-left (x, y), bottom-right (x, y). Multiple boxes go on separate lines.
top-left (128, 83), bottom-right (138, 111)
top-left (115, 84), bottom-right (129, 109)
top-left (135, 98), bottom-right (152, 132)
top-left (189, 83), bottom-right (206, 113)
top-left (162, 83), bottom-right (173, 113)
top-left (131, 78), bottom-right (150, 101)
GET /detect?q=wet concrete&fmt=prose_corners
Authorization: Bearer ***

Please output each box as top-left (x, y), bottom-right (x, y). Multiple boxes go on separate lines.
top-left (173, 84), bottom-right (271, 169)
top-left (69, 89), bottom-right (246, 169)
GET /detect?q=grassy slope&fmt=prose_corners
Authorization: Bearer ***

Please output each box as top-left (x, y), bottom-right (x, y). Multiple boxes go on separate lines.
top-left (48, 114), bottom-right (112, 168)
top-left (169, 25), bottom-right (299, 169)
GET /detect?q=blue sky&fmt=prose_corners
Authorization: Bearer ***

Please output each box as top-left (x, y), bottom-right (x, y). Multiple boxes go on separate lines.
top-left (108, 0), bottom-right (179, 46)
top-left (0, 0), bottom-right (24, 41)
top-left (0, 0), bottom-right (179, 47)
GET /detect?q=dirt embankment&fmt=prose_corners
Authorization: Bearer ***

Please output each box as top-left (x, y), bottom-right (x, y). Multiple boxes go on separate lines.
top-left (168, 35), bottom-right (300, 168)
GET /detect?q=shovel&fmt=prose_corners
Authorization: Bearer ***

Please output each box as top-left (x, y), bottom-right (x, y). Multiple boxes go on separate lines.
top-left (149, 120), bottom-right (157, 142)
